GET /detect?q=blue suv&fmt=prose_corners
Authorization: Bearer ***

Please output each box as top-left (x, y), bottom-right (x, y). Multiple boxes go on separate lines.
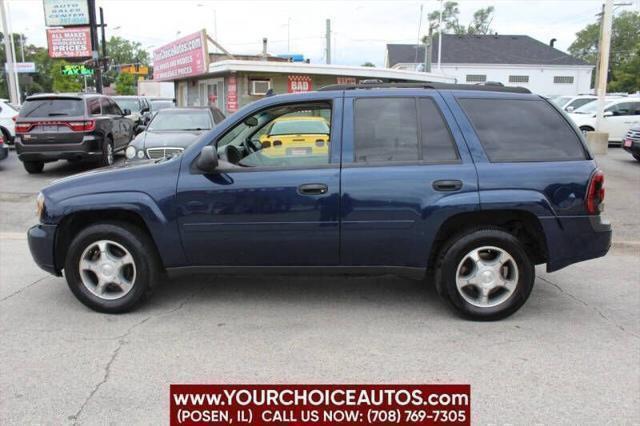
top-left (27, 83), bottom-right (611, 320)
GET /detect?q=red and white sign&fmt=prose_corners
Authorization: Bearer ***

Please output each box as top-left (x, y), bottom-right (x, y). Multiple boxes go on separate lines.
top-left (47, 27), bottom-right (92, 59)
top-left (226, 75), bottom-right (238, 113)
top-left (153, 31), bottom-right (208, 81)
top-left (337, 76), bottom-right (357, 85)
top-left (288, 75), bottom-right (313, 93)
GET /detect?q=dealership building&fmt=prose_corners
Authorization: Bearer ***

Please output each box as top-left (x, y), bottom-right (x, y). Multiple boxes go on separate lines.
top-left (152, 31), bottom-right (456, 116)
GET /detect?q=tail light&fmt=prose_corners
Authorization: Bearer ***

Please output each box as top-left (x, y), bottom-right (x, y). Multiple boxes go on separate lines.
top-left (273, 140), bottom-right (282, 147)
top-left (67, 120), bottom-right (96, 132)
top-left (15, 122), bottom-right (33, 133)
top-left (15, 120), bottom-right (96, 133)
top-left (315, 139), bottom-right (325, 147)
top-left (262, 141), bottom-right (271, 148)
top-left (585, 169), bottom-right (605, 214)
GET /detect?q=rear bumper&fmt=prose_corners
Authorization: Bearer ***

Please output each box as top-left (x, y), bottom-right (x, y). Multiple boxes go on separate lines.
top-left (542, 214), bottom-right (612, 272)
top-left (15, 136), bottom-right (102, 162)
top-left (27, 224), bottom-right (61, 276)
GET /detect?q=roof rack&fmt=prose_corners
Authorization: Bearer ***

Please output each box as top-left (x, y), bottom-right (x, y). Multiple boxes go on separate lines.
top-left (318, 82), bottom-right (531, 94)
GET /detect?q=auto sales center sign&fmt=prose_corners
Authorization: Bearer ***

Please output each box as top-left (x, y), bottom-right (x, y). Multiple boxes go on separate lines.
top-left (153, 31), bottom-right (208, 81)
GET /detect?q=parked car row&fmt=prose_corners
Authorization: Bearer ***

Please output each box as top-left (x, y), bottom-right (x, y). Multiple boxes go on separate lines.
top-left (567, 97), bottom-right (640, 144)
top-left (12, 93), bottom-right (182, 174)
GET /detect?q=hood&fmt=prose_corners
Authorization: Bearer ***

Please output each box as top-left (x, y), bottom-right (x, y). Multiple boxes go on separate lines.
top-left (135, 130), bottom-right (205, 151)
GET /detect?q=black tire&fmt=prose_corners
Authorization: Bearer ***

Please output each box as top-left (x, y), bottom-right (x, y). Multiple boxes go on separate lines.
top-left (23, 160), bottom-right (44, 174)
top-left (99, 137), bottom-right (114, 167)
top-left (633, 153), bottom-right (640, 162)
top-left (64, 221), bottom-right (160, 313)
top-left (1, 127), bottom-right (12, 145)
top-left (435, 227), bottom-right (535, 321)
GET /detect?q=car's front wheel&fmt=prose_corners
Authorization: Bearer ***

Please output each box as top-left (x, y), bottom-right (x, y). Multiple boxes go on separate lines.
top-left (64, 222), bottom-right (159, 313)
top-left (435, 228), bottom-right (534, 321)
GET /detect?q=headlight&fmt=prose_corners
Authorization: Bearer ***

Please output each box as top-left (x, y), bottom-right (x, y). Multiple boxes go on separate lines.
top-left (125, 146), bottom-right (136, 159)
top-left (35, 192), bottom-right (46, 219)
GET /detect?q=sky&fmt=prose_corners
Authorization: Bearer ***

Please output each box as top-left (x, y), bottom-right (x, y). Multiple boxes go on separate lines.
top-left (5, 0), bottom-right (640, 67)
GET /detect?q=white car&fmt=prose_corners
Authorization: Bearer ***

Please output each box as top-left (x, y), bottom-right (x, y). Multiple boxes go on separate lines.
top-left (0, 98), bottom-right (18, 144)
top-left (567, 97), bottom-right (640, 143)
top-left (551, 95), bottom-right (598, 112)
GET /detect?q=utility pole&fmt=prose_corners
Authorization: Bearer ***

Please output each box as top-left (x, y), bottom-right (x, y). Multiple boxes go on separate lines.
top-left (595, 0), bottom-right (613, 131)
top-left (87, 0), bottom-right (102, 93)
top-left (437, 0), bottom-right (443, 70)
top-left (325, 19), bottom-right (331, 64)
top-left (424, 28), bottom-right (432, 73)
top-left (100, 7), bottom-right (107, 71)
top-left (0, 0), bottom-right (18, 105)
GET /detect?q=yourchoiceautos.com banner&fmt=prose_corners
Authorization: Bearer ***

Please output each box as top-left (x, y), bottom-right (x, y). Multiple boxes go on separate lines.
top-left (170, 384), bottom-right (471, 425)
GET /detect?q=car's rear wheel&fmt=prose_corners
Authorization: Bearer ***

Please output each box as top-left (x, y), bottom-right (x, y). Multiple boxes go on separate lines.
top-left (435, 228), bottom-right (534, 321)
top-left (64, 222), bottom-right (159, 313)
top-left (100, 137), bottom-right (114, 167)
top-left (23, 160), bottom-right (44, 174)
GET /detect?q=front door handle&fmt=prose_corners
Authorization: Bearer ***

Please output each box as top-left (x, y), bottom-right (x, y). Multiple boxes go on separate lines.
top-left (298, 183), bottom-right (328, 195)
top-left (433, 179), bottom-right (463, 192)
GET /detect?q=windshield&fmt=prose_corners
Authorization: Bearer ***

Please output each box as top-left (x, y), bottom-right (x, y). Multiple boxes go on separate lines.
top-left (150, 101), bottom-right (174, 111)
top-left (148, 110), bottom-right (212, 131)
top-left (114, 98), bottom-right (141, 113)
top-left (573, 101), bottom-right (614, 114)
top-left (269, 119), bottom-right (329, 135)
top-left (551, 96), bottom-right (572, 107)
top-left (19, 98), bottom-right (84, 117)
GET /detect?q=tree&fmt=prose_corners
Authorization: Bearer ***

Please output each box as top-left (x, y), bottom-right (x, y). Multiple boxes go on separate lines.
top-left (361, 62), bottom-right (375, 67)
top-left (569, 11), bottom-right (640, 92)
top-left (51, 60), bottom-right (83, 92)
top-left (427, 2), bottom-right (494, 35)
top-left (104, 36), bottom-right (149, 87)
top-left (115, 72), bottom-right (136, 95)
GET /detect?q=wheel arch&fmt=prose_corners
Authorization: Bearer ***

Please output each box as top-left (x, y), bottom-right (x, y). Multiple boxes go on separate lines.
top-left (54, 209), bottom-right (165, 273)
top-left (428, 209), bottom-right (548, 271)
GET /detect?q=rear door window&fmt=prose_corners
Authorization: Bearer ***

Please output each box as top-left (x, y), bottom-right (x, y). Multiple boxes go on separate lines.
top-left (87, 98), bottom-right (101, 115)
top-left (419, 98), bottom-right (459, 162)
top-left (19, 98), bottom-right (85, 118)
top-left (354, 98), bottom-right (419, 162)
top-left (458, 98), bottom-right (587, 162)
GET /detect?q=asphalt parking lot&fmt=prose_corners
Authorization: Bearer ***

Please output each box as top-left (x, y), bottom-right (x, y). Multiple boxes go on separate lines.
top-left (0, 149), bottom-right (638, 424)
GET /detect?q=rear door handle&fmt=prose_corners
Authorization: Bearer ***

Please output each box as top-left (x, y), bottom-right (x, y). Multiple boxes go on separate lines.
top-left (298, 183), bottom-right (328, 195)
top-left (433, 180), bottom-right (463, 192)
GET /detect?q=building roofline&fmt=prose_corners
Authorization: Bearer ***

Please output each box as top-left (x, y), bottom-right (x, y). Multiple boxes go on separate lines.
top-left (205, 59), bottom-right (456, 83)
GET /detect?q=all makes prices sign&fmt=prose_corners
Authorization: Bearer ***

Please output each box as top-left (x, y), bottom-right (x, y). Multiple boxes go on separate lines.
top-left (47, 27), bottom-right (92, 59)
top-left (288, 75), bottom-right (312, 93)
top-left (153, 31), bottom-right (208, 81)
top-left (43, 0), bottom-right (90, 27)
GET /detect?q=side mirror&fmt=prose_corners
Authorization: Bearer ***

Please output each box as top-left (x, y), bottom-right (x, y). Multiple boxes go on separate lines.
top-left (196, 146), bottom-right (218, 172)
top-left (603, 111), bottom-right (614, 117)
top-left (141, 107), bottom-right (149, 113)
top-left (134, 125), bottom-right (146, 135)
top-left (123, 108), bottom-right (131, 116)
top-left (566, 106), bottom-right (574, 112)
top-left (243, 116), bottom-right (258, 127)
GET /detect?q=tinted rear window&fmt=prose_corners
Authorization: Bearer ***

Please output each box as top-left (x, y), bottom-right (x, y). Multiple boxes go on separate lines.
top-left (458, 98), bottom-right (587, 162)
top-left (20, 98), bottom-right (85, 118)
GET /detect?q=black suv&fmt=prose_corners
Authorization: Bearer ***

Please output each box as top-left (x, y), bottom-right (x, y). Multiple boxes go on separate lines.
top-left (15, 93), bottom-right (134, 173)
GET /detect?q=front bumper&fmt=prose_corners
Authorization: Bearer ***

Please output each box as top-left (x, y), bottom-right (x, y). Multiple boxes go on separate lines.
top-left (15, 136), bottom-right (102, 162)
top-left (622, 139), bottom-right (640, 156)
top-left (542, 214), bottom-right (612, 272)
top-left (27, 224), bottom-right (61, 276)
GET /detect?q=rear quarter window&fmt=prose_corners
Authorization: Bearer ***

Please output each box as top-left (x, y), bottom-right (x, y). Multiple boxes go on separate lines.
top-left (458, 98), bottom-right (587, 162)
top-left (19, 98), bottom-right (85, 118)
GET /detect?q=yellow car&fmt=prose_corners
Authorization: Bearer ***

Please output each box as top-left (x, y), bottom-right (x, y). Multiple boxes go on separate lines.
top-left (259, 116), bottom-right (330, 158)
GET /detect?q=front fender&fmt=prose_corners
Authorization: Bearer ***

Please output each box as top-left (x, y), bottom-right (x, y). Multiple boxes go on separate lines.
top-left (49, 191), bottom-right (186, 267)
